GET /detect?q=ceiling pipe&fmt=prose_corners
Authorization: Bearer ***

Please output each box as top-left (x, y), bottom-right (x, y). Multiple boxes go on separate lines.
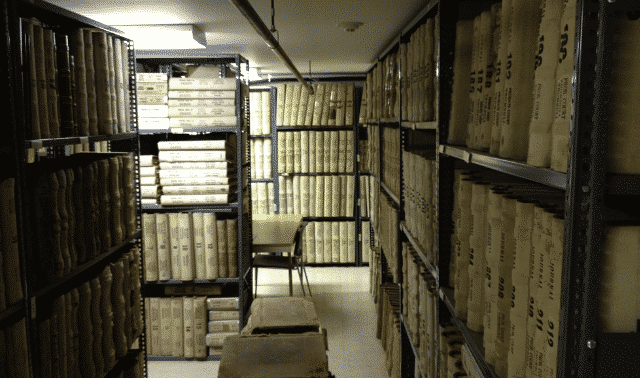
top-left (228, 0), bottom-right (314, 94)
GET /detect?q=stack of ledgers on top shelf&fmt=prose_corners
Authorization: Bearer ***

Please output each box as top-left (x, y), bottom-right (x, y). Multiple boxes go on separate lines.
top-left (137, 73), bottom-right (169, 131)
top-left (250, 138), bottom-right (272, 179)
top-left (302, 221), bottom-right (355, 264)
top-left (251, 182), bottom-right (274, 215)
top-left (140, 155), bottom-right (160, 205)
top-left (402, 150), bottom-right (436, 264)
top-left (33, 247), bottom-right (143, 378)
top-left (142, 212), bottom-right (237, 281)
top-left (205, 297), bottom-right (240, 356)
top-left (249, 91), bottom-right (271, 135)
top-left (30, 153), bottom-right (136, 289)
top-left (277, 131), bottom-right (354, 174)
top-left (276, 82), bottom-right (355, 127)
top-left (157, 140), bottom-right (232, 206)
top-left (144, 296), bottom-right (208, 358)
top-left (278, 175), bottom-right (354, 217)
top-left (375, 284), bottom-right (402, 378)
top-left (20, 19), bottom-right (131, 140)
top-left (167, 78), bottom-right (237, 129)
top-left (401, 242), bottom-right (439, 378)
top-left (0, 178), bottom-right (24, 311)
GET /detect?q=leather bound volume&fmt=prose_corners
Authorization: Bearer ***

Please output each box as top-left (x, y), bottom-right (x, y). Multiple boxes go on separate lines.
top-left (315, 131), bottom-right (324, 172)
top-left (64, 169), bottom-right (77, 270)
top-left (261, 91), bottom-right (271, 134)
top-left (193, 297), bottom-right (208, 358)
top-left (338, 131), bottom-right (347, 173)
top-left (347, 222), bottom-right (355, 263)
top-left (297, 84), bottom-right (309, 126)
top-left (301, 131), bottom-right (309, 173)
top-left (33, 21), bottom-right (51, 138)
top-left (92, 32), bottom-right (114, 135)
top-left (149, 297), bottom-right (160, 355)
top-left (183, 297), bottom-right (195, 358)
top-left (335, 83), bottom-right (346, 127)
top-left (315, 222), bottom-right (324, 263)
top-left (286, 177), bottom-right (294, 215)
top-left (293, 176), bottom-right (301, 214)
top-left (323, 176), bottom-right (332, 217)
top-left (345, 83), bottom-right (354, 126)
top-left (71, 29), bottom-right (90, 135)
top-left (285, 132), bottom-right (294, 173)
top-left (96, 160), bottom-right (111, 250)
top-left (308, 131), bottom-right (316, 172)
top-left (100, 266), bottom-right (116, 368)
top-left (283, 83), bottom-right (294, 126)
top-left (179, 213), bottom-right (194, 281)
top-left (339, 222), bottom-right (348, 263)
top-left (276, 84), bottom-right (285, 126)
top-left (227, 220), bottom-right (238, 277)
top-left (55, 170), bottom-right (71, 276)
top-left (111, 260), bottom-right (128, 358)
top-left (291, 84), bottom-right (302, 126)
top-left (331, 222), bottom-right (340, 263)
top-left (331, 175), bottom-right (341, 217)
top-left (0, 179), bottom-right (23, 304)
top-left (72, 166), bottom-right (87, 265)
top-left (293, 131), bottom-right (302, 173)
top-left (278, 129), bottom-right (286, 173)
top-left (203, 213), bottom-right (218, 280)
top-left (263, 139), bottom-right (272, 178)
top-left (109, 158), bottom-right (124, 245)
top-left (345, 132), bottom-right (354, 173)
top-left (43, 28), bottom-right (60, 138)
top-left (304, 84), bottom-right (315, 126)
top-left (82, 30), bottom-right (99, 135)
top-left (107, 36), bottom-right (118, 134)
top-left (321, 83), bottom-right (332, 126)
top-left (315, 176), bottom-right (324, 217)
top-left (193, 213), bottom-right (207, 279)
top-left (22, 19), bottom-right (40, 139)
top-left (301, 177), bottom-right (310, 217)
top-left (323, 221), bottom-right (332, 263)
top-left (312, 83), bottom-right (325, 126)
top-left (323, 132), bottom-right (331, 172)
top-left (159, 297), bottom-right (172, 355)
top-left (217, 220), bottom-right (228, 278)
top-left (346, 176), bottom-right (355, 217)
top-left (307, 176), bottom-right (315, 217)
top-left (168, 213), bottom-right (181, 280)
top-left (329, 131), bottom-right (339, 173)
top-left (306, 222), bottom-right (316, 263)
top-left (171, 297), bottom-right (184, 357)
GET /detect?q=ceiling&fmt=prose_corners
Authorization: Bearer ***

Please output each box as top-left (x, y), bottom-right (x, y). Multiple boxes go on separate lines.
top-left (47, 0), bottom-right (431, 77)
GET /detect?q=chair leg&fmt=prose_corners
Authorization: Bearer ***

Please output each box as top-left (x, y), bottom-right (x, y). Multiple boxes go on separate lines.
top-left (302, 265), bottom-right (312, 297)
top-left (288, 265), bottom-right (293, 296)
top-left (254, 267), bottom-right (258, 298)
top-left (297, 263), bottom-right (306, 297)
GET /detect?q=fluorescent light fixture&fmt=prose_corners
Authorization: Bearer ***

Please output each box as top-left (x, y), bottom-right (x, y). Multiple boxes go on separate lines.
top-left (115, 24), bottom-right (206, 50)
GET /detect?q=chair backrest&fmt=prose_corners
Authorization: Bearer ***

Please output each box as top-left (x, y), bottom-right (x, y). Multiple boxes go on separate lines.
top-left (293, 222), bottom-right (307, 258)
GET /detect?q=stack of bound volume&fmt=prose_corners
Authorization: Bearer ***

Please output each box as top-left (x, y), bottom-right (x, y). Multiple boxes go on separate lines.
top-left (157, 140), bottom-right (231, 206)
top-left (250, 138), bottom-right (272, 179)
top-left (251, 182), bottom-right (274, 215)
top-left (302, 222), bottom-right (355, 264)
top-left (140, 155), bottom-right (160, 204)
top-left (142, 213), bottom-right (237, 281)
top-left (168, 78), bottom-right (237, 129)
top-left (277, 131), bottom-right (354, 174)
top-left (205, 297), bottom-right (240, 356)
top-left (277, 175), bottom-right (354, 217)
top-left (137, 73), bottom-right (169, 131)
top-left (249, 91), bottom-right (271, 135)
top-left (275, 82), bottom-right (354, 127)
top-left (19, 19), bottom-right (131, 140)
top-left (144, 296), bottom-right (208, 358)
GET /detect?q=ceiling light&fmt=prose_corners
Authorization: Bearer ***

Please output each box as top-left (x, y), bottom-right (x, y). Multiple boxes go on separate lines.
top-left (337, 21), bottom-right (363, 32)
top-left (115, 24), bottom-right (206, 50)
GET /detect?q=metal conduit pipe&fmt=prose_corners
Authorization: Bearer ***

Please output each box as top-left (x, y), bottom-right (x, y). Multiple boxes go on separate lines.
top-left (229, 0), bottom-right (314, 95)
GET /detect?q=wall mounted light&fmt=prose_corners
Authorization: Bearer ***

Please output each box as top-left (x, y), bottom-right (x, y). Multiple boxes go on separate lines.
top-left (115, 24), bottom-right (206, 49)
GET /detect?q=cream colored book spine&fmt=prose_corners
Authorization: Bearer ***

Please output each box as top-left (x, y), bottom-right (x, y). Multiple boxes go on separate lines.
top-left (473, 12), bottom-right (493, 149)
top-left (250, 92), bottom-right (260, 135)
top-left (526, 0), bottom-right (563, 167)
top-left (255, 182), bottom-right (264, 214)
top-left (192, 213), bottom-right (206, 279)
top-left (115, 39), bottom-right (126, 133)
top-left (276, 84), bottom-right (285, 126)
top-left (279, 176), bottom-right (287, 214)
top-left (306, 222), bottom-right (316, 263)
top-left (278, 131), bottom-right (286, 173)
top-left (498, 0), bottom-right (541, 160)
top-left (204, 213), bottom-right (219, 280)
top-left (161, 195), bottom-right (228, 206)
top-left (323, 176), bottom-right (332, 217)
top-left (332, 175), bottom-right (341, 217)
top-left (327, 83), bottom-right (338, 126)
top-left (301, 177), bottom-right (310, 217)
top-left (301, 131), bottom-right (309, 173)
top-left (183, 297), bottom-right (194, 358)
top-left (285, 132), bottom-right (294, 173)
top-left (286, 177), bottom-right (294, 215)
top-left (330, 131), bottom-right (340, 173)
top-left (178, 213), bottom-right (194, 281)
top-left (159, 297), bottom-right (172, 355)
top-left (267, 182), bottom-right (275, 214)
top-left (315, 131), bottom-right (324, 172)
top-left (346, 176), bottom-right (355, 217)
top-left (345, 132), bottom-right (354, 173)
top-left (261, 91), bottom-right (271, 134)
top-left (155, 213), bottom-right (171, 281)
top-left (149, 297), bottom-right (160, 355)
top-left (217, 221), bottom-right (228, 278)
top-left (323, 221), bottom-right (332, 263)
top-left (314, 176), bottom-right (323, 217)
top-left (312, 83), bottom-right (325, 126)
top-left (293, 132), bottom-right (302, 173)
top-left (304, 84), bottom-right (316, 126)
top-left (345, 83), bottom-right (354, 126)
top-left (293, 176), bottom-right (301, 214)
top-left (466, 17), bottom-right (480, 147)
top-left (171, 297), bottom-right (184, 357)
top-left (332, 222), bottom-right (340, 263)
top-left (255, 139), bottom-right (264, 178)
top-left (160, 161), bottom-right (226, 170)
top-left (283, 83), bottom-right (294, 126)
top-left (297, 85), bottom-right (309, 126)
top-left (314, 222), bottom-right (324, 263)
top-left (340, 222), bottom-right (348, 263)
top-left (158, 150), bottom-right (226, 162)
top-left (335, 83), bottom-right (347, 126)
top-left (291, 84), bottom-right (302, 126)
top-left (193, 297), bottom-right (207, 358)
top-left (483, 190), bottom-right (501, 365)
top-left (158, 140), bottom-right (226, 150)
top-left (337, 131), bottom-right (347, 173)
top-left (467, 182), bottom-right (487, 332)
top-left (92, 32), bottom-right (113, 136)
top-left (544, 215), bottom-right (565, 378)
top-left (321, 83), bottom-right (332, 126)
top-left (490, 0), bottom-right (513, 155)
top-left (160, 177), bottom-right (230, 186)
top-left (162, 185), bottom-right (230, 195)
top-left (348, 222), bottom-right (355, 263)
top-left (324, 132), bottom-right (332, 172)
top-left (227, 220), bottom-right (238, 277)
top-left (142, 214), bottom-right (158, 281)
top-left (168, 213), bottom-right (181, 280)
top-left (263, 139), bottom-right (272, 178)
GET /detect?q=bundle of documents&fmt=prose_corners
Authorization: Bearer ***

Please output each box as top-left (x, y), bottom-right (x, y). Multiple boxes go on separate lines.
top-left (137, 73), bottom-right (169, 131)
top-left (168, 77), bottom-right (237, 129)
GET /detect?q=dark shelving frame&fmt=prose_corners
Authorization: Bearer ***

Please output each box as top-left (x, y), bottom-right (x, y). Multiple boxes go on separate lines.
top-left (3, 1), bottom-right (148, 376)
top-left (136, 54), bottom-right (253, 362)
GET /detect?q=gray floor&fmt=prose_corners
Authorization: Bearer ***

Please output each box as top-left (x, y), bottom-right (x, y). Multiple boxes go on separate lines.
top-left (147, 267), bottom-right (389, 378)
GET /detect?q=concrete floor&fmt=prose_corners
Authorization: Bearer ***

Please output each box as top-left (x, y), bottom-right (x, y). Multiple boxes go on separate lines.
top-left (147, 266), bottom-right (389, 378)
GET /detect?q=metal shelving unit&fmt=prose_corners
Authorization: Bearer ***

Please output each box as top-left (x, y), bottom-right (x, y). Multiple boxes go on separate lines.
top-left (136, 54), bottom-right (253, 362)
top-left (3, 0), bottom-right (147, 376)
